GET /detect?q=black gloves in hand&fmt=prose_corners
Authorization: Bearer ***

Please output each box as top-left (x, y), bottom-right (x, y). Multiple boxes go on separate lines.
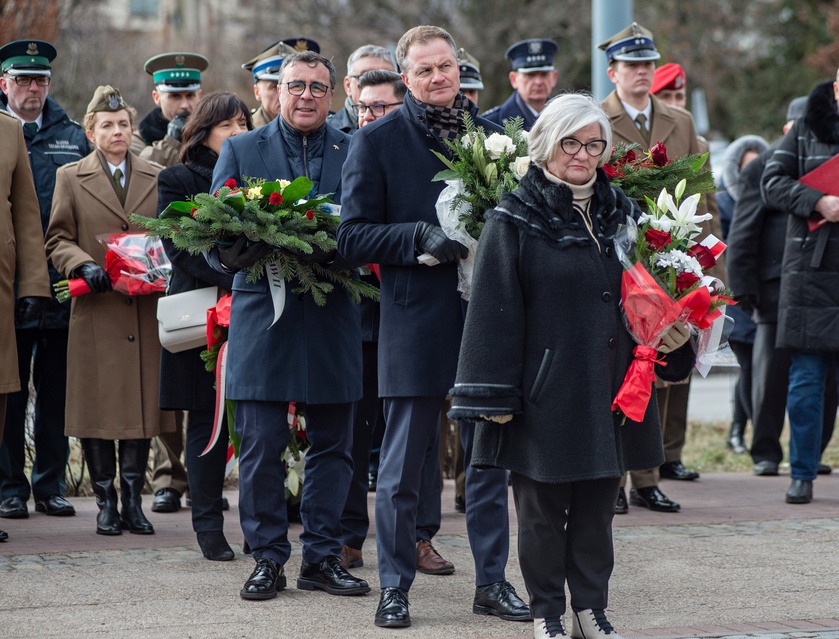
top-left (77, 262), bottom-right (113, 293)
top-left (735, 293), bottom-right (759, 313)
top-left (286, 245), bottom-right (337, 264)
top-left (218, 236), bottom-right (274, 271)
top-left (15, 296), bottom-right (47, 324)
top-left (414, 221), bottom-right (468, 264)
top-left (166, 112), bottom-right (190, 142)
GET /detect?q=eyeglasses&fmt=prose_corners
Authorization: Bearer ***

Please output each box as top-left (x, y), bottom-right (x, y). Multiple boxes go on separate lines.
top-left (283, 81), bottom-right (331, 98)
top-left (5, 75), bottom-right (50, 87)
top-left (352, 102), bottom-right (403, 117)
top-left (559, 137), bottom-right (607, 157)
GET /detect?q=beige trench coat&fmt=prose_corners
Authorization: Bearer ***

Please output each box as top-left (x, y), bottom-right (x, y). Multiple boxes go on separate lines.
top-left (45, 151), bottom-right (175, 440)
top-left (0, 111), bottom-right (51, 396)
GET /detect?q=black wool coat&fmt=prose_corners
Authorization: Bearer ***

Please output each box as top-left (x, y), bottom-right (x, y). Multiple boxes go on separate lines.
top-left (762, 81), bottom-right (839, 351)
top-left (449, 166), bottom-right (694, 483)
top-left (156, 148), bottom-right (235, 410)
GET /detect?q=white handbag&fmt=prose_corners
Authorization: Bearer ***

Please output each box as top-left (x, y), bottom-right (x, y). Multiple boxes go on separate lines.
top-left (156, 287), bottom-right (219, 353)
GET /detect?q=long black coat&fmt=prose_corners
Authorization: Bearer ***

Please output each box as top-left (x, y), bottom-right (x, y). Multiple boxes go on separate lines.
top-left (337, 95), bottom-right (501, 397)
top-left (762, 81), bottom-right (839, 351)
top-left (156, 151), bottom-right (234, 410)
top-left (449, 167), bottom-right (694, 483)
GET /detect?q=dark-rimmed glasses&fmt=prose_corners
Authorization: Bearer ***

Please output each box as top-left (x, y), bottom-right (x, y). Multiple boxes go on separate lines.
top-left (351, 102), bottom-right (403, 118)
top-left (560, 137), bottom-right (607, 157)
top-left (284, 81), bottom-right (330, 98)
top-left (5, 75), bottom-right (50, 87)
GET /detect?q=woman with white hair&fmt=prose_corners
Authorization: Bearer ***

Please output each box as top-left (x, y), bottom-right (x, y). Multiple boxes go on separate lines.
top-left (449, 93), bottom-right (695, 639)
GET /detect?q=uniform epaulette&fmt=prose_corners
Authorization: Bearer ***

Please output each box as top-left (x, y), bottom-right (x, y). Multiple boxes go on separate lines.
top-left (0, 109), bottom-right (15, 120)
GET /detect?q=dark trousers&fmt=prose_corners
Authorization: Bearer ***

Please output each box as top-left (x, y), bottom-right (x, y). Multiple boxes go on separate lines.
top-left (376, 396), bottom-right (443, 591)
top-left (729, 339), bottom-right (753, 426)
top-left (185, 408), bottom-right (229, 533)
top-left (512, 473), bottom-right (619, 619)
top-left (0, 327), bottom-right (69, 501)
top-left (236, 400), bottom-right (354, 566)
top-left (460, 419), bottom-right (509, 586)
top-left (750, 322), bottom-right (836, 464)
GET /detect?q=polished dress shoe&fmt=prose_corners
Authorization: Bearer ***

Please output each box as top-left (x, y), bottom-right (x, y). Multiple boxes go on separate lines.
top-left (615, 487), bottom-right (628, 515)
top-left (416, 539), bottom-right (455, 575)
top-left (0, 496), bottom-right (28, 519)
top-left (297, 555), bottom-right (370, 595)
top-left (473, 580), bottom-right (531, 621)
top-left (571, 608), bottom-right (625, 639)
top-left (197, 531), bottom-right (234, 561)
top-left (0, 529), bottom-right (7, 542)
top-left (726, 422), bottom-right (748, 454)
top-left (339, 545), bottom-right (363, 569)
top-left (785, 479), bottom-right (813, 504)
top-left (454, 494), bottom-right (466, 513)
top-left (817, 462), bottom-right (832, 475)
top-left (151, 488), bottom-right (181, 513)
top-left (240, 557), bottom-right (285, 600)
top-left (659, 461), bottom-right (699, 481)
top-left (535, 618), bottom-right (567, 638)
top-left (375, 587), bottom-right (410, 628)
top-left (753, 460), bottom-right (779, 476)
top-left (629, 486), bottom-right (680, 512)
top-left (35, 495), bottom-right (76, 516)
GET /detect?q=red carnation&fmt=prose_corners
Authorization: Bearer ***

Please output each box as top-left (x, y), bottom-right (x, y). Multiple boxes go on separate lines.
top-left (675, 271), bottom-right (701, 292)
top-left (190, 207), bottom-right (198, 218)
top-left (644, 228), bottom-right (672, 250)
top-left (305, 209), bottom-right (314, 220)
top-left (269, 192), bottom-right (283, 205)
top-left (688, 244), bottom-right (717, 271)
top-left (650, 141), bottom-right (669, 166)
top-left (224, 179), bottom-right (237, 189)
top-left (603, 163), bottom-right (617, 179)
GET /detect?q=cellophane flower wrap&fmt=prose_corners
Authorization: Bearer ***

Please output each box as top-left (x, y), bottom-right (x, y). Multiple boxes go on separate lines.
top-left (429, 114), bottom-right (529, 299)
top-left (53, 233), bottom-right (171, 302)
top-left (611, 179), bottom-right (736, 422)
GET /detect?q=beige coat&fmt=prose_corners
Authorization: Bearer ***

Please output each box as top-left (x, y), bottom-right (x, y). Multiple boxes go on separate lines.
top-left (251, 105), bottom-right (273, 129)
top-left (130, 131), bottom-right (181, 168)
top-left (45, 151), bottom-right (175, 440)
top-left (0, 111), bottom-right (51, 396)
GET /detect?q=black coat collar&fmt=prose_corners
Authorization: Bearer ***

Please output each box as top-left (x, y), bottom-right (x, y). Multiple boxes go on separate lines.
top-left (804, 81), bottom-right (839, 145)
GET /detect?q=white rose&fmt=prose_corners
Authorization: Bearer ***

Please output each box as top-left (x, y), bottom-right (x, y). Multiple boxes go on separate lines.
top-left (246, 187), bottom-right (262, 200)
top-left (484, 132), bottom-right (516, 160)
top-left (461, 132), bottom-right (474, 147)
top-left (512, 156), bottom-right (530, 180)
top-left (278, 179), bottom-right (292, 189)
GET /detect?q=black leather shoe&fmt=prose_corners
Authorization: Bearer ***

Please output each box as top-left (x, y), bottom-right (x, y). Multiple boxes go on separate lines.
top-left (197, 531), bottom-right (234, 561)
top-left (659, 461), bottom-right (700, 481)
top-left (753, 461), bottom-right (779, 476)
top-left (615, 487), bottom-right (628, 515)
top-left (297, 555), bottom-right (370, 595)
top-left (368, 472), bottom-right (377, 493)
top-left (785, 479), bottom-right (813, 504)
top-left (454, 494), bottom-right (466, 513)
top-left (817, 462), bottom-right (832, 475)
top-left (151, 488), bottom-right (181, 513)
top-left (222, 496), bottom-right (230, 510)
top-left (630, 486), bottom-right (680, 512)
top-left (473, 580), bottom-right (531, 621)
top-left (35, 495), bottom-right (76, 516)
top-left (0, 529), bottom-right (7, 541)
top-left (240, 557), bottom-right (286, 600)
top-left (0, 496), bottom-right (28, 519)
top-left (375, 587), bottom-right (411, 628)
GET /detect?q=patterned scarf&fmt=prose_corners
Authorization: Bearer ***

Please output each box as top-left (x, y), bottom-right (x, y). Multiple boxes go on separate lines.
top-left (413, 91), bottom-right (470, 142)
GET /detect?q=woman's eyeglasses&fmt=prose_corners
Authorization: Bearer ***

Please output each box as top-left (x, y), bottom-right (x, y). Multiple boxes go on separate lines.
top-left (559, 137), bottom-right (607, 157)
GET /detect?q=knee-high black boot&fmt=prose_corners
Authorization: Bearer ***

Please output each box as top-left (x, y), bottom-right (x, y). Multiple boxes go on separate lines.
top-left (118, 439), bottom-right (154, 534)
top-left (82, 438), bottom-right (121, 535)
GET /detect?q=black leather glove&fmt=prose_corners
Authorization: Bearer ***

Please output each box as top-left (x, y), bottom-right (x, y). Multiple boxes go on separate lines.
top-left (286, 245), bottom-right (337, 264)
top-left (218, 236), bottom-right (274, 271)
top-left (15, 296), bottom-right (47, 324)
top-left (166, 112), bottom-right (190, 142)
top-left (735, 293), bottom-right (759, 313)
top-left (77, 262), bottom-right (113, 293)
top-left (414, 221), bottom-right (468, 264)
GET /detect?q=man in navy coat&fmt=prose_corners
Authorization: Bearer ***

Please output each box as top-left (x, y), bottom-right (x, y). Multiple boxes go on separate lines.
top-left (338, 25), bottom-right (530, 629)
top-left (210, 50), bottom-right (369, 601)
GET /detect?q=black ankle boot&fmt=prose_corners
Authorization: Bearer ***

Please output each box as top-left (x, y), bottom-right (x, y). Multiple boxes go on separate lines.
top-left (197, 531), bottom-right (235, 561)
top-left (82, 438), bottom-right (121, 535)
top-left (118, 439), bottom-right (154, 534)
top-left (726, 422), bottom-right (748, 454)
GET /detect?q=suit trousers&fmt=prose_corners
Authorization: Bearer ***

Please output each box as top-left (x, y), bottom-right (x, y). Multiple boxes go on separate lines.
top-left (377, 395), bottom-right (443, 591)
top-left (185, 408), bottom-right (229, 533)
top-left (237, 400), bottom-right (354, 566)
top-left (459, 419), bottom-right (510, 586)
top-left (1, 327), bottom-right (69, 500)
top-left (151, 414), bottom-right (188, 496)
top-left (0, 395), bottom-right (6, 442)
top-left (512, 472), bottom-right (619, 618)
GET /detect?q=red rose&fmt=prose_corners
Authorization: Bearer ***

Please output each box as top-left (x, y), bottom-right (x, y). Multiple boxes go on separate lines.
top-left (675, 271), bottom-right (701, 292)
top-left (688, 244), bottom-right (717, 271)
top-left (224, 179), bottom-right (237, 189)
top-left (650, 141), bottom-right (668, 166)
top-left (603, 163), bottom-right (617, 179)
top-left (269, 192), bottom-right (283, 205)
top-left (190, 207), bottom-right (198, 218)
top-left (305, 209), bottom-right (315, 220)
top-left (622, 149), bottom-right (636, 164)
top-left (644, 228), bottom-right (672, 250)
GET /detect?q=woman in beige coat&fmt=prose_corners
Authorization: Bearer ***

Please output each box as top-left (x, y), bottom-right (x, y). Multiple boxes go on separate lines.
top-left (45, 86), bottom-right (174, 536)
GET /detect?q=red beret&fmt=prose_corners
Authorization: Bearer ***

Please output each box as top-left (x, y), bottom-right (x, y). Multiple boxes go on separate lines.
top-left (651, 63), bottom-right (686, 94)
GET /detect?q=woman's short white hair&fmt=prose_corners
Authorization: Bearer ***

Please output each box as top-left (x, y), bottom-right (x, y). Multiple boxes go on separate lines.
top-left (528, 93), bottom-right (613, 169)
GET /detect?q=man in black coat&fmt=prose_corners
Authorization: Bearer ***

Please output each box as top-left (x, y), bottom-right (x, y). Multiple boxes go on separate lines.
top-left (338, 25), bottom-right (530, 629)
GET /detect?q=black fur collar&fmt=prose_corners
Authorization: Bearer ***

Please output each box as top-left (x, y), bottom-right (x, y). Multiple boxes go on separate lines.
top-left (804, 81), bottom-right (839, 145)
top-left (137, 107), bottom-right (168, 146)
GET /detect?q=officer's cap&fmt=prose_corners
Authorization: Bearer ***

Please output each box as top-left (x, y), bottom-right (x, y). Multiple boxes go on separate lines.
top-left (0, 39), bottom-right (56, 77)
top-left (598, 22), bottom-right (660, 63)
top-left (505, 39), bottom-right (557, 74)
top-left (457, 48), bottom-right (483, 91)
top-left (144, 52), bottom-right (209, 93)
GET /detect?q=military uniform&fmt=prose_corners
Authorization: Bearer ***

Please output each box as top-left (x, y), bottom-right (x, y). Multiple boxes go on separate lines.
top-left (242, 40), bottom-right (302, 129)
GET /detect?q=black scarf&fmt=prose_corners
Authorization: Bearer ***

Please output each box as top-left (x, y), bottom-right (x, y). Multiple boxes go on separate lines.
top-left (412, 91), bottom-right (470, 142)
top-left (184, 144), bottom-right (218, 182)
top-left (137, 107), bottom-right (169, 145)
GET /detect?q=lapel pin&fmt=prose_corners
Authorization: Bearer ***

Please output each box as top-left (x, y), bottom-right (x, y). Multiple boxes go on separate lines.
top-left (333, 144), bottom-right (340, 150)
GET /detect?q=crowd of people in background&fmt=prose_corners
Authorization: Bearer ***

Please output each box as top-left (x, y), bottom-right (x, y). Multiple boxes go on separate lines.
top-left (1, 17), bottom-right (838, 639)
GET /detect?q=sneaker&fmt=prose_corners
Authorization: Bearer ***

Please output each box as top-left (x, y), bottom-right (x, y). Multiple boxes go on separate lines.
top-left (534, 617), bottom-right (567, 638)
top-left (570, 609), bottom-right (623, 639)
